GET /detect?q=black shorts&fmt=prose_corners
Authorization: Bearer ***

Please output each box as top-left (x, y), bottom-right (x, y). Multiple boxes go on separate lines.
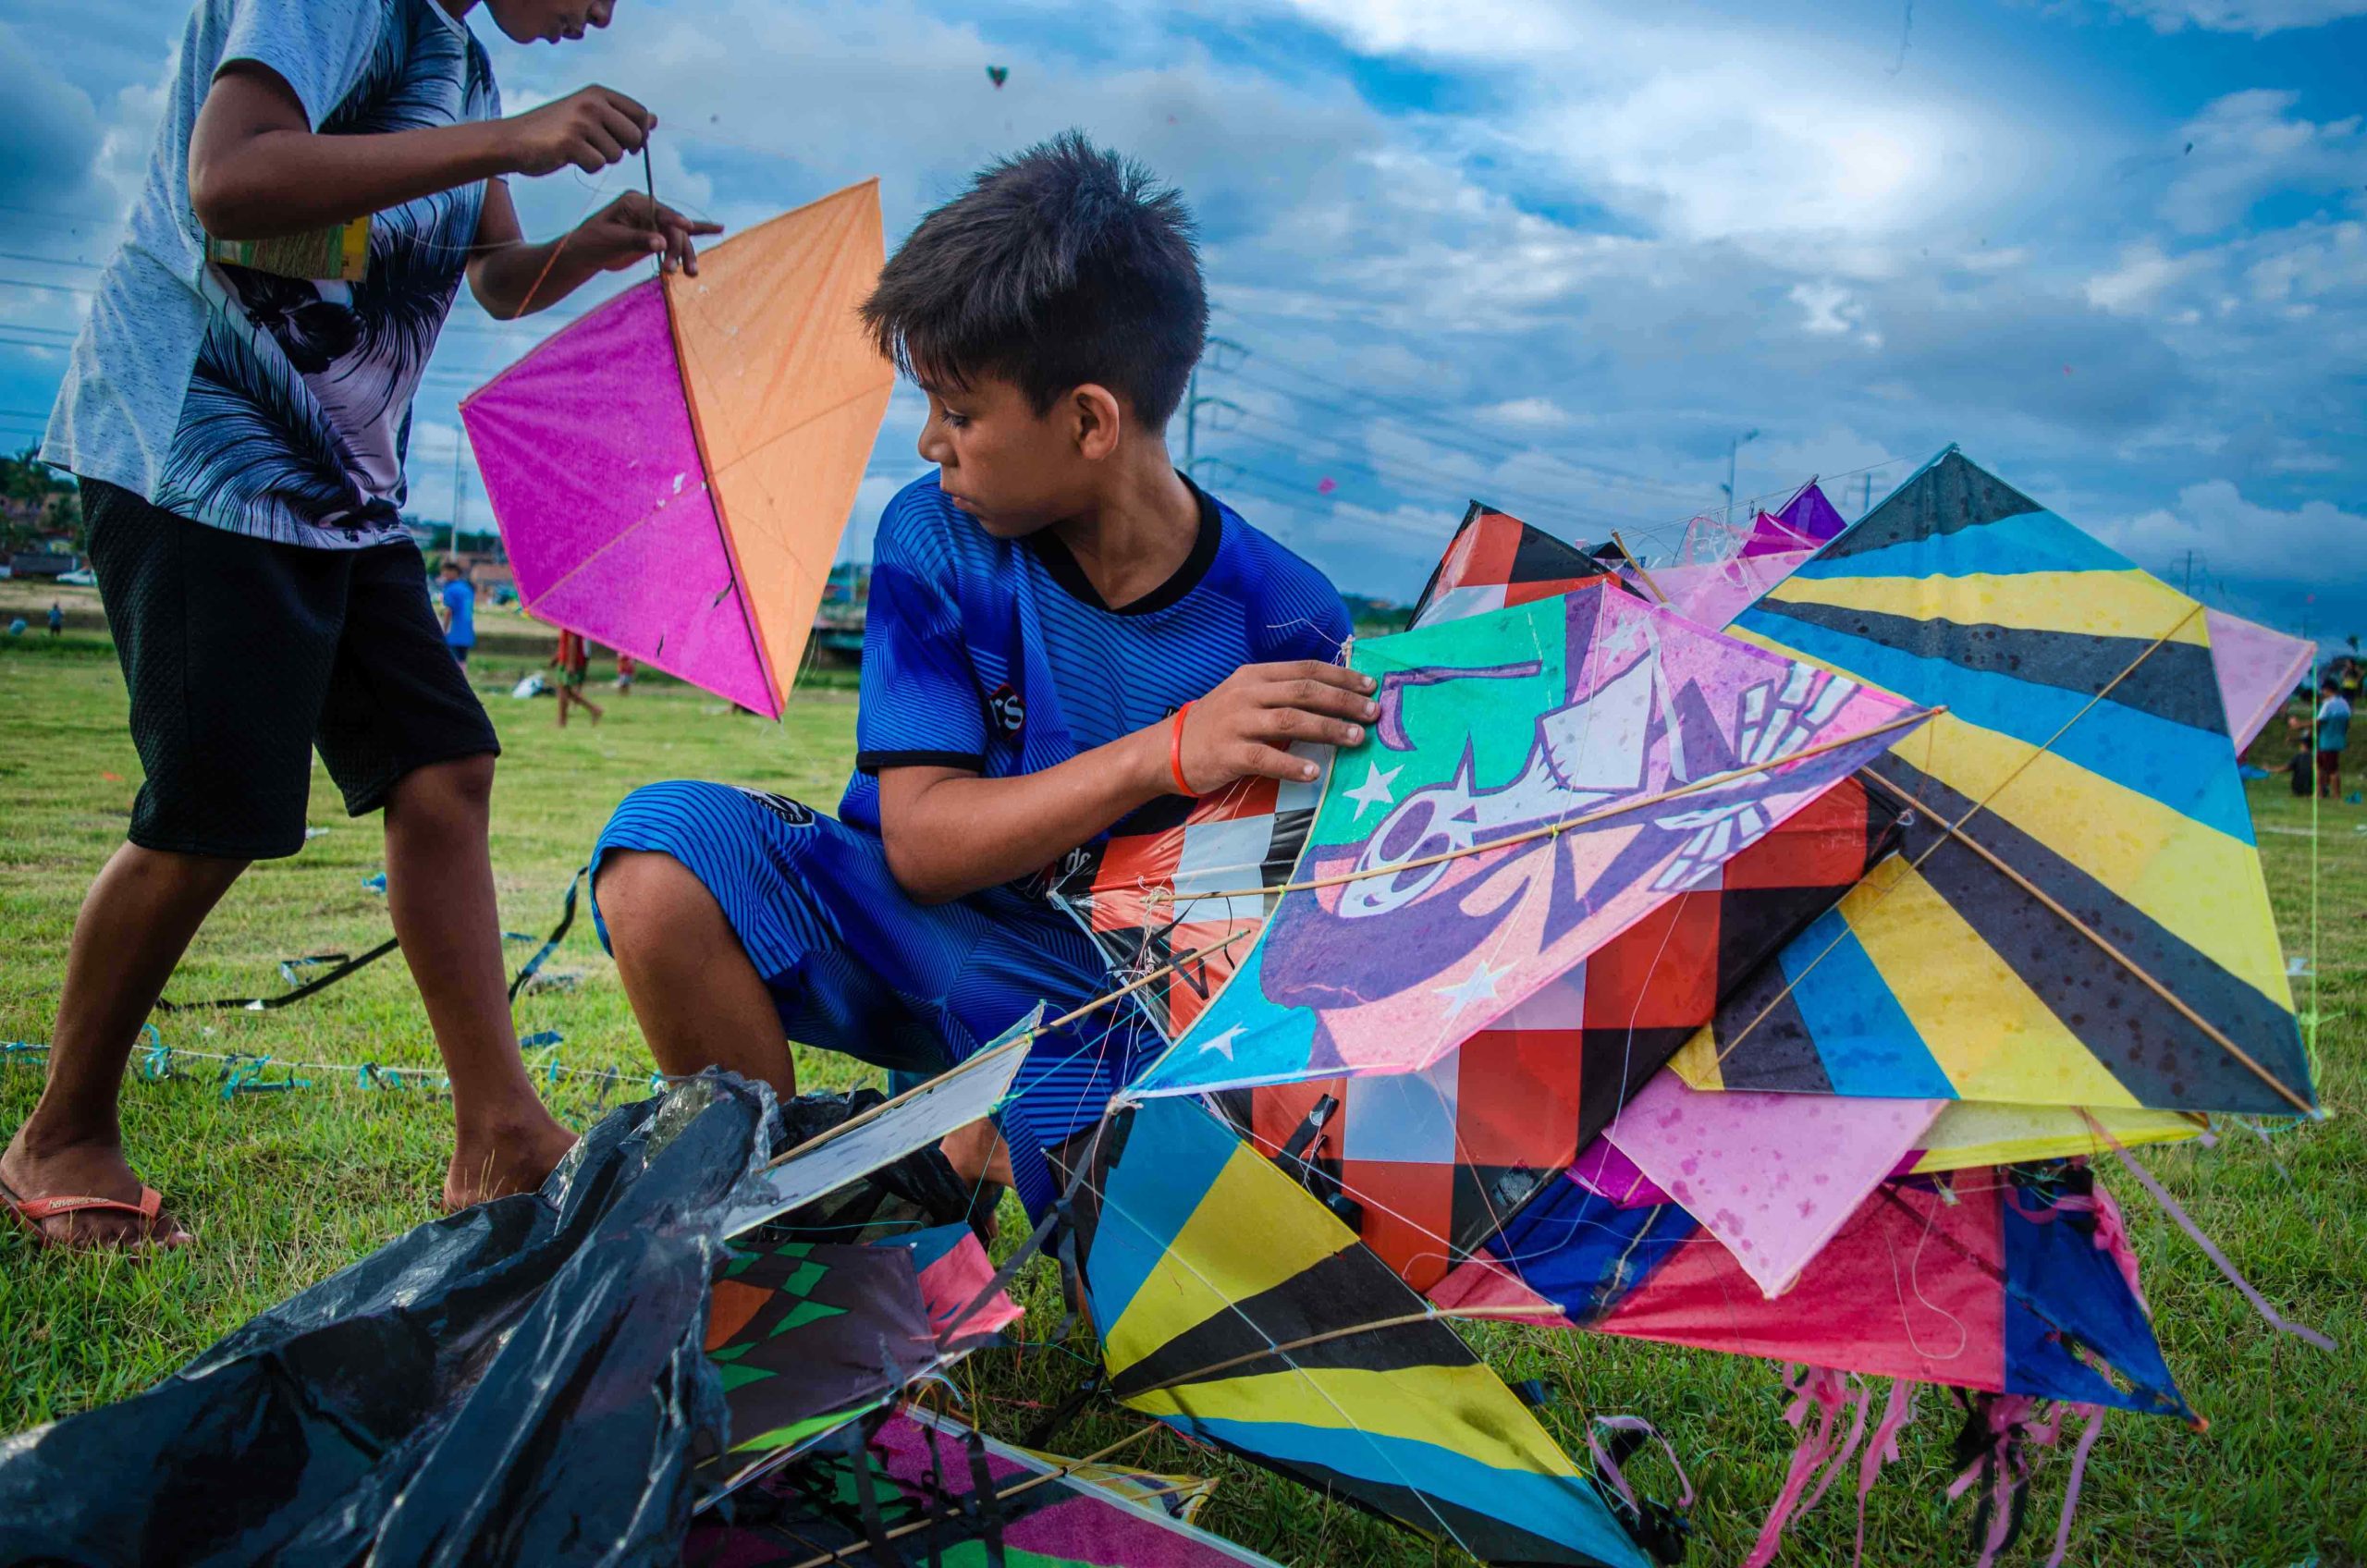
top-left (84, 480), bottom-right (500, 860)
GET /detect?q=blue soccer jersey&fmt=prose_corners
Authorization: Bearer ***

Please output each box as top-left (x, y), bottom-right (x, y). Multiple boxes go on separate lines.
top-left (842, 473), bottom-right (1352, 831)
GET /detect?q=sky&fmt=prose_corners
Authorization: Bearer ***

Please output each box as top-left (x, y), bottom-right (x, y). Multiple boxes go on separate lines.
top-left (2, 0), bottom-right (2362, 643)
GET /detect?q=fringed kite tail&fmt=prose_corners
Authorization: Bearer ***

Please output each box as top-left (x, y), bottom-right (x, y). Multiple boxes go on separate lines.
top-left (1944, 1394), bottom-right (2108, 1568)
top-left (1742, 1366), bottom-right (1871, 1568)
top-left (1852, 1378), bottom-right (1921, 1565)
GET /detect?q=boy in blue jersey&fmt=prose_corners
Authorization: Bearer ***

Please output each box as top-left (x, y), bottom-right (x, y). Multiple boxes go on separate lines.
top-left (592, 134), bottom-right (1370, 1217)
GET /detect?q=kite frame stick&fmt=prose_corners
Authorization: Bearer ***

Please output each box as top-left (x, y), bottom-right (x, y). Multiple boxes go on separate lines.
top-left (1710, 603), bottom-right (2286, 1095)
top-left (753, 1029), bottom-right (1032, 1173)
top-left (1857, 768), bottom-right (2316, 1116)
top-left (774, 1423), bottom-right (1164, 1568)
top-left (1147, 704), bottom-right (1939, 908)
top-left (1611, 530), bottom-right (1669, 604)
top-left (751, 926), bottom-right (1257, 1176)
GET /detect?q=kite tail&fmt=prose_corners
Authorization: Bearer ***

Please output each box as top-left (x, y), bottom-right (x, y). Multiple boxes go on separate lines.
top-left (1944, 1395), bottom-right (2106, 1568)
top-left (1743, 1365), bottom-right (1870, 1568)
top-left (2080, 1116), bottom-right (2337, 1354)
top-left (1851, 1377), bottom-right (1921, 1565)
top-left (1587, 1415), bottom-right (1694, 1563)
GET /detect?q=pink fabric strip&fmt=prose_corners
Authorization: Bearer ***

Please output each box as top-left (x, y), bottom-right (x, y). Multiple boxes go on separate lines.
top-left (2044, 1405), bottom-right (2107, 1568)
top-left (1852, 1378), bottom-right (1920, 1566)
top-left (1743, 1366), bottom-right (1866, 1568)
top-left (2085, 1114), bottom-right (2337, 1353)
top-left (1586, 1414), bottom-right (1696, 1516)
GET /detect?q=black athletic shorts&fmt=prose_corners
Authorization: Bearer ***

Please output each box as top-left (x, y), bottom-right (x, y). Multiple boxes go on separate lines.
top-left (84, 480), bottom-right (500, 860)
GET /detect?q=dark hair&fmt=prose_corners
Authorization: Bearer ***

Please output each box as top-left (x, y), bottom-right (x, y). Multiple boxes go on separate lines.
top-left (860, 131), bottom-right (1207, 429)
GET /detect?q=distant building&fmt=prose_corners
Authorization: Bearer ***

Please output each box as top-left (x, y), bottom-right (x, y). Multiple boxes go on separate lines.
top-left (468, 561), bottom-right (515, 595)
top-left (812, 560), bottom-right (869, 660)
top-left (6, 552), bottom-right (79, 579)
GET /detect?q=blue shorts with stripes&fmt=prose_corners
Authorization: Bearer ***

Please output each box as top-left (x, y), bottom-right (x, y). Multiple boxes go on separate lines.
top-left (589, 780), bottom-right (1158, 1217)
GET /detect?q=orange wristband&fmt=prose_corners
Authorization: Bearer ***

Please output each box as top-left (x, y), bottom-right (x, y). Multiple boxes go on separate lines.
top-left (1169, 701), bottom-right (1199, 796)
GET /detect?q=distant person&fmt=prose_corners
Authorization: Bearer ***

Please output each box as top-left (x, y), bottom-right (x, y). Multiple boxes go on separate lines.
top-left (613, 651), bottom-right (637, 692)
top-left (6, 0), bottom-right (720, 1250)
top-left (47, 603), bottom-right (64, 636)
top-left (2317, 676), bottom-right (2351, 802)
top-left (6, 618), bottom-right (23, 638)
top-left (552, 628), bottom-right (603, 728)
top-left (437, 559), bottom-right (476, 665)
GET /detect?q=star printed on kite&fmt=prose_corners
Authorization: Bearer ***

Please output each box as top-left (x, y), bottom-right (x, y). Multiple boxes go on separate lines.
top-left (1433, 960), bottom-right (1509, 1021)
top-left (1196, 1024), bottom-right (1244, 1060)
top-left (1345, 760), bottom-right (1403, 819)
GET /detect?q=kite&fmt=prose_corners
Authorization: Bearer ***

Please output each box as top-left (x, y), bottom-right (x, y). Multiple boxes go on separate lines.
top-left (1074, 1096), bottom-right (1652, 1568)
top-left (1742, 480), bottom-right (1848, 556)
top-left (1316, 475), bottom-right (1337, 495)
top-left (1433, 1148), bottom-right (2190, 1422)
top-left (685, 1409), bottom-right (1277, 1566)
top-left (1048, 755), bottom-right (1326, 1039)
top-left (1205, 774), bottom-right (1907, 1291)
top-left (1626, 545), bottom-right (1813, 631)
top-left (2206, 607), bottom-right (2316, 751)
top-left (988, 64), bottom-right (1011, 87)
top-left (463, 180), bottom-right (895, 718)
top-left (1127, 582), bottom-right (1930, 1100)
top-left (1409, 501), bottom-right (1633, 629)
top-left (1674, 447), bottom-right (2317, 1119)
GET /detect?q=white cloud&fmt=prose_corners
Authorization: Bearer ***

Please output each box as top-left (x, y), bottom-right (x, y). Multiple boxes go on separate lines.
top-left (2085, 244), bottom-right (2199, 313)
top-left (1790, 281), bottom-right (1860, 336)
top-left (2099, 480), bottom-right (2367, 582)
top-left (2104, 0), bottom-right (2367, 33)
top-left (1479, 397), bottom-right (1574, 429)
top-left (2162, 91), bottom-right (2367, 236)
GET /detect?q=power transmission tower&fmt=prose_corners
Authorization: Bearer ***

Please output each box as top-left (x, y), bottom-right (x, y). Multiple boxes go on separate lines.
top-left (1184, 336), bottom-right (1248, 475)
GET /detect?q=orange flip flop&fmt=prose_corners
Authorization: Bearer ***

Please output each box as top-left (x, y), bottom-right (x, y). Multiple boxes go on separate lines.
top-left (0, 1177), bottom-right (192, 1252)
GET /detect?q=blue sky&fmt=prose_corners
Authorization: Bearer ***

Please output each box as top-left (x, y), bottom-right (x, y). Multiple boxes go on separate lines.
top-left (3, 0), bottom-right (2361, 643)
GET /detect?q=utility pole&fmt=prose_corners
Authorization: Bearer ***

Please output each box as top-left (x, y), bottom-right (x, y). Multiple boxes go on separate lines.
top-left (1862, 472), bottom-right (1872, 516)
top-left (2182, 550), bottom-right (2194, 595)
top-left (1722, 429), bottom-right (1760, 523)
top-left (448, 435), bottom-right (466, 556)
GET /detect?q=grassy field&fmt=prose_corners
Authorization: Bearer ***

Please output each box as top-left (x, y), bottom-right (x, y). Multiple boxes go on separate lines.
top-left (2, 630), bottom-right (2361, 1566)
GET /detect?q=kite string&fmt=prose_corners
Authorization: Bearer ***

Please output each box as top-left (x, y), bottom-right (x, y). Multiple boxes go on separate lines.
top-left (1711, 603), bottom-right (2208, 1069)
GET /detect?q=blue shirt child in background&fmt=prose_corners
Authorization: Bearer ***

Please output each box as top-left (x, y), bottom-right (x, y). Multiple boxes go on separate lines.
top-left (438, 558), bottom-right (476, 662)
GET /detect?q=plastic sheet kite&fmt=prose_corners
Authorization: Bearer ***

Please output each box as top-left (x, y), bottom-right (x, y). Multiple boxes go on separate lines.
top-left (1675, 447), bottom-right (2317, 1119)
top-left (1433, 1149), bottom-right (2191, 1423)
top-left (1742, 480), bottom-right (1848, 556)
top-left (1074, 1096), bottom-right (1651, 1568)
top-left (1128, 582), bottom-right (1931, 1099)
top-left (463, 180), bottom-right (894, 717)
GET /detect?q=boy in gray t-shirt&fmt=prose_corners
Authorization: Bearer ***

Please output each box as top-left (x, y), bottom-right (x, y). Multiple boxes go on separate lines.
top-left (6, 0), bottom-right (717, 1250)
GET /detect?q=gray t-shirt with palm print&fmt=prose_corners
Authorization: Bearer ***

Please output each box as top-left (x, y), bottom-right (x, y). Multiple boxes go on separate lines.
top-left (43, 0), bottom-right (497, 549)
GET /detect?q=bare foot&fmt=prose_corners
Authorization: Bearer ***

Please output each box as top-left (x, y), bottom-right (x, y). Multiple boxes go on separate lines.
top-left (443, 1114), bottom-right (582, 1212)
top-left (0, 1130), bottom-right (191, 1250)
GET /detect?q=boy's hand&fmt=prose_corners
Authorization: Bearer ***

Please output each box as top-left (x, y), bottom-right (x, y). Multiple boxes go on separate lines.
top-left (496, 86), bottom-right (656, 176)
top-left (571, 192), bottom-right (723, 276)
top-left (1172, 661), bottom-right (1378, 793)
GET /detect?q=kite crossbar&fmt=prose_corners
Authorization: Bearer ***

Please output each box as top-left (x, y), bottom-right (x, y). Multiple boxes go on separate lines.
top-left (1148, 703), bottom-right (1941, 909)
top-left (1858, 768), bottom-right (2317, 1118)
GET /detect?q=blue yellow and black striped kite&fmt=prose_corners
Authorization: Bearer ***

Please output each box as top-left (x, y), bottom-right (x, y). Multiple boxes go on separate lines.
top-left (1073, 1095), bottom-right (1652, 1568)
top-left (1674, 447), bottom-right (2314, 1119)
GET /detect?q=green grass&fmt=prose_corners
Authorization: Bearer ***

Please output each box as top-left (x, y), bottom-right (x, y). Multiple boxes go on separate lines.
top-left (3, 631), bottom-right (2361, 1565)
